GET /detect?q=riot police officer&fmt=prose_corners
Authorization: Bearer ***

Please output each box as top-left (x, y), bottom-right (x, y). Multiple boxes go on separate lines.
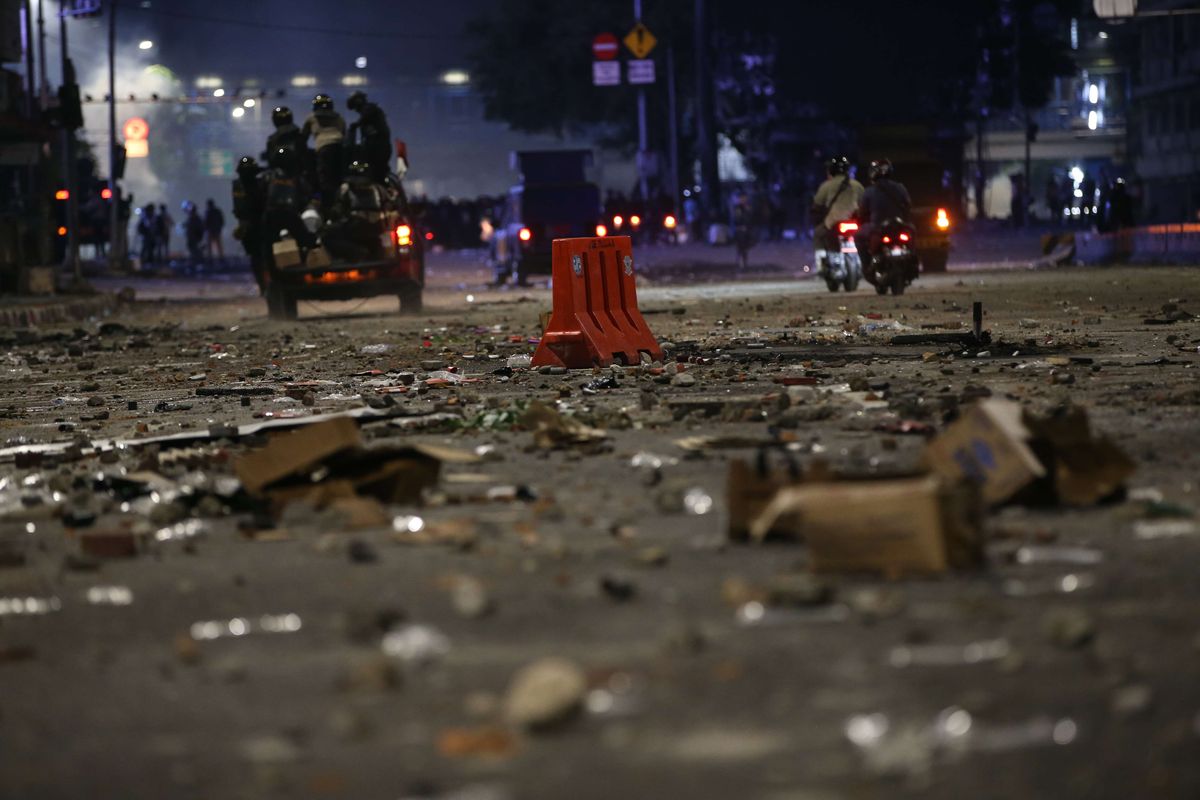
top-left (265, 107), bottom-right (307, 167)
top-left (261, 147), bottom-right (316, 270)
top-left (323, 160), bottom-right (387, 262)
top-left (347, 91), bottom-right (392, 183)
top-left (301, 94), bottom-right (347, 207)
top-left (231, 156), bottom-right (267, 289)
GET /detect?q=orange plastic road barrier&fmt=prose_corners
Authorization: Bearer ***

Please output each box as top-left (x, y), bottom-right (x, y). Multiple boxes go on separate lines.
top-left (532, 236), bottom-right (663, 369)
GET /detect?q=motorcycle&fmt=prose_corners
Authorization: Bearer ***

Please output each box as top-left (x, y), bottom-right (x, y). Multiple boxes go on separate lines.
top-left (867, 217), bottom-right (919, 296)
top-left (819, 220), bottom-right (863, 293)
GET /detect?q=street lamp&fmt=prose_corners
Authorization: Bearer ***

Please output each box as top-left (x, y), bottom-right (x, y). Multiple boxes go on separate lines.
top-left (231, 106), bottom-right (245, 119)
top-left (243, 98), bottom-right (256, 108)
top-left (138, 40), bottom-right (153, 50)
top-left (213, 88), bottom-right (225, 97)
top-left (440, 69), bottom-right (469, 85)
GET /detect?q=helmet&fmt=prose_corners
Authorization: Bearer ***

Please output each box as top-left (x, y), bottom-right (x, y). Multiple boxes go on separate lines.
top-left (869, 159), bottom-right (894, 181)
top-left (300, 208), bottom-right (323, 234)
top-left (271, 106), bottom-right (293, 128)
top-left (347, 160), bottom-right (369, 177)
top-left (347, 91), bottom-right (367, 111)
top-left (312, 94), bottom-right (333, 111)
top-left (236, 156), bottom-right (261, 177)
top-left (826, 156), bottom-right (849, 176)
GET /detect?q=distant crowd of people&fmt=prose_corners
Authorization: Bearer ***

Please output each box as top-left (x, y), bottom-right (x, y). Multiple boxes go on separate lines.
top-left (1009, 169), bottom-right (1140, 231)
top-left (134, 199), bottom-right (225, 268)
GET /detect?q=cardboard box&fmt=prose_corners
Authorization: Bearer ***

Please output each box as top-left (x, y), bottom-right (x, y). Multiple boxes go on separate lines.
top-left (19, 266), bottom-right (55, 295)
top-left (235, 417), bottom-right (362, 494)
top-left (272, 238), bottom-right (302, 269)
top-left (921, 399), bottom-right (1046, 506)
top-left (749, 475), bottom-right (982, 576)
top-left (305, 245), bottom-right (332, 268)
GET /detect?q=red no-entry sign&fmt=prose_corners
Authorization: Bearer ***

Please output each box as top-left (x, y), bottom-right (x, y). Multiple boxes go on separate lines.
top-left (592, 33), bottom-right (619, 61)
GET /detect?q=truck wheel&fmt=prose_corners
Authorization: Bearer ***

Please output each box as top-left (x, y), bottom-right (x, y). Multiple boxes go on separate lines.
top-left (398, 284), bottom-right (423, 314)
top-left (266, 285), bottom-right (297, 320)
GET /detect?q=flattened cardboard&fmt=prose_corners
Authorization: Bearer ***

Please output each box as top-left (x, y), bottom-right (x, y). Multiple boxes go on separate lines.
top-left (235, 417), bottom-right (362, 494)
top-left (922, 399), bottom-right (1046, 506)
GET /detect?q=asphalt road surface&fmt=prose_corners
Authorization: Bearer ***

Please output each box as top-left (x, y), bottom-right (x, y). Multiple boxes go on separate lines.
top-left (1, 259), bottom-right (1198, 799)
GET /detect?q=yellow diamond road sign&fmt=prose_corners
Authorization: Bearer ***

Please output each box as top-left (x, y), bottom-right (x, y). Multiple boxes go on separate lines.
top-left (624, 23), bottom-right (657, 59)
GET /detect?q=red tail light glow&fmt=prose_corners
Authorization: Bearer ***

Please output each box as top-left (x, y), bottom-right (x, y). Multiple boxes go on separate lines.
top-left (898, 232), bottom-right (910, 242)
top-left (936, 208), bottom-right (951, 230)
top-left (664, 215), bottom-right (677, 229)
top-left (630, 215), bottom-right (641, 228)
top-left (395, 224), bottom-right (412, 246)
top-left (425, 231), bottom-right (434, 241)
top-left (57, 226), bottom-right (68, 236)
top-left (100, 188), bottom-right (113, 200)
top-left (55, 189), bottom-right (69, 200)
top-left (882, 236), bottom-right (892, 244)
top-left (612, 215), bottom-right (623, 229)
top-left (595, 224), bottom-right (608, 237)
top-left (518, 227), bottom-right (532, 242)
top-left (837, 221), bottom-right (859, 234)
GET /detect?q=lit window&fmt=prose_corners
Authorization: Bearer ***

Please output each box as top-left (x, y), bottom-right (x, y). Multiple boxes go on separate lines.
top-left (291, 75), bottom-right (317, 87)
top-left (340, 75), bottom-right (367, 87)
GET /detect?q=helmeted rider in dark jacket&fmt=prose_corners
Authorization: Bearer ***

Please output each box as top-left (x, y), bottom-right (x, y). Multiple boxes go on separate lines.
top-left (301, 94), bottom-right (347, 208)
top-left (854, 158), bottom-right (912, 261)
top-left (347, 91), bottom-right (392, 184)
top-left (231, 156), bottom-right (267, 289)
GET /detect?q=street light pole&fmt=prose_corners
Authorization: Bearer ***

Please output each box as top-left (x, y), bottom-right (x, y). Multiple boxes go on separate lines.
top-left (107, 0), bottom-right (121, 270)
top-left (633, 0), bottom-right (649, 204)
top-left (59, 1), bottom-right (81, 284)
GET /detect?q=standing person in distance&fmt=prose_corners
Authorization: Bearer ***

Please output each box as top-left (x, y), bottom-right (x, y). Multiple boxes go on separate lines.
top-left (346, 91), bottom-right (392, 184)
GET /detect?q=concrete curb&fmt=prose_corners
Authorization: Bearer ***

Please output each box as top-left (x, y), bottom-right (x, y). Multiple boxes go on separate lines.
top-left (0, 293), bottom-right (120, 328)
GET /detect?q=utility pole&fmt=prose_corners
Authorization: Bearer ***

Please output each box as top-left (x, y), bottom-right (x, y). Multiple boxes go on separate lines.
top-left (666, 40), bottom-right (680, 225)
top-left (633, 0), bottom-right (649, 203)
top-left (107, 0), bottom-right (122, 270)
top-left (22, 0), bottom-right (35, 114)
top-left (693, 0), bottom-right (720, 227)
top-left (36, 0), bottom-right (47, 106)
top-left (59, 1), bottom-right (81, 283)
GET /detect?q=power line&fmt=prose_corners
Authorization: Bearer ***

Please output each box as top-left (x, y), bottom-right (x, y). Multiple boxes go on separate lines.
top-left (126, 4), bottom-right (468, 40)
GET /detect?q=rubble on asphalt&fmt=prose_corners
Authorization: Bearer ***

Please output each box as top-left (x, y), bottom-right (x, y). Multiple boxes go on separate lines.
top-left (0, 268), bottom-right (1197, 797)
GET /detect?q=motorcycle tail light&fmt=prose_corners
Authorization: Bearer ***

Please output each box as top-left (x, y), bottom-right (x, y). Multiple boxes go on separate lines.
top-left (838, 221), bottom-right (859, 234)
top-left (882, 235), bottom-right (892, 244)
top-left (899, 232), bottom-right (910, 242)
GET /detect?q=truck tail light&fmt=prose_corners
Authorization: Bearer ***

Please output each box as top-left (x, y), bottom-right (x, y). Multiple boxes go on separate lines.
top-left (518, 227), bottom-right (532, 242)
top-left (595, 224), bottom-right (607, 237)
top-left (936, 208), bottom-right (951, 230)
top-left (664, 214), bottom-right (677, 229)
top-left (395, 224), bottom-right (412, 246)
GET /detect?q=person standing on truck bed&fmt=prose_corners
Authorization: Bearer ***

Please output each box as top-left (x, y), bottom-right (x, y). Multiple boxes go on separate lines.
top-left (301, 94), bottom-right (347, 210)
top-left (347, 91), bottom-right (392, 184)
top-left (232, 156), bottom-right (266, 289)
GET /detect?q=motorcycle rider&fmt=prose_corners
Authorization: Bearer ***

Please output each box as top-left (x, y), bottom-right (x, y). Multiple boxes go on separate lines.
top-left (855, 158), bottom-right (912, 284)
top-left (346, 91), bottom-right (392, 184)
top-left (301, 94), bottom-right (347, 208)
top-left (231, 156), bottom-right (266, 289)
top-left (810, 156), bottom-right (864, 275)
